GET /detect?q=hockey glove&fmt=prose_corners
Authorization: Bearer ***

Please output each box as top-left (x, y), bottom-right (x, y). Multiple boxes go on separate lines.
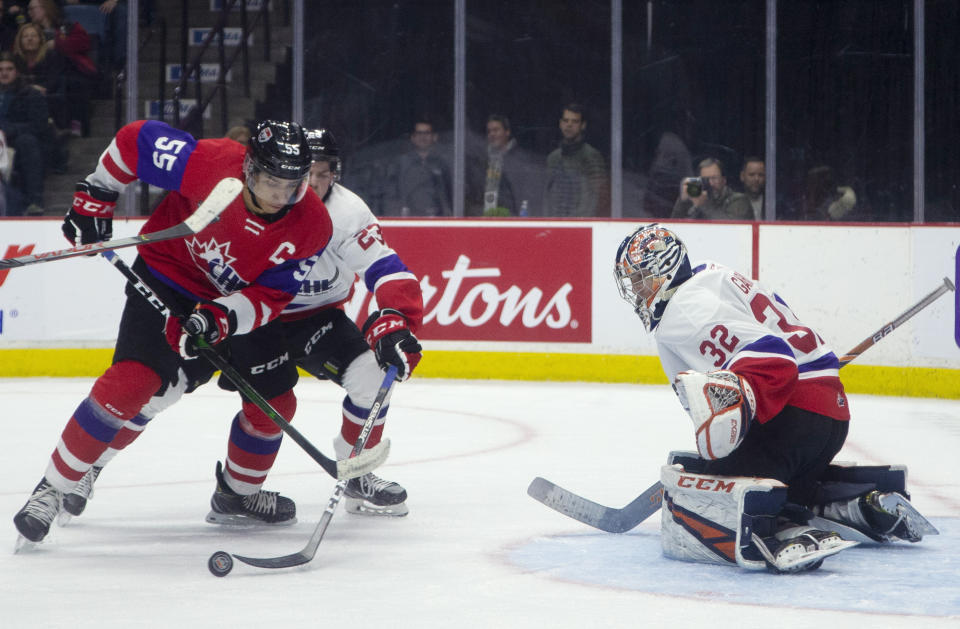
top-left (164, 301), bottom-right (234, 359)
top-left (673, 370), bottom-right (756, 460)
top-left (362, 308), bottom-right (422, 381)
top-left (62, 181), bottom-right (119, 245)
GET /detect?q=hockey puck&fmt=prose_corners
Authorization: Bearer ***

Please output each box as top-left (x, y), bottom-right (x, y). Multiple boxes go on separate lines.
top-left (208, 551), bottom-right (234, 577)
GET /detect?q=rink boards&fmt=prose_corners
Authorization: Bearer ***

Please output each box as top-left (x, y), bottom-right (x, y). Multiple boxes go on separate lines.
top-left (1, 218), bottom-right (958, 398)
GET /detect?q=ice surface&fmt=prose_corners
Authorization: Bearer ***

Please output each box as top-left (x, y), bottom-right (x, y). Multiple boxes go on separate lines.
top-left (1, 377), bottom-right (957, 628)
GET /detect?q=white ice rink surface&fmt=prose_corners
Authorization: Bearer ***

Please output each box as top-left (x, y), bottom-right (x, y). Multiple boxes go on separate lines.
top-left (1, 377), bottom-right (958, 628)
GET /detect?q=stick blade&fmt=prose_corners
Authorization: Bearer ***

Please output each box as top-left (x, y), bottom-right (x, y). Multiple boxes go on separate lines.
top-left (527, 477), bottom-right (663, 534)
top-left (182, 177), bottom-right (243, 233)
top-left (232, 551), bottom-right (312, 570)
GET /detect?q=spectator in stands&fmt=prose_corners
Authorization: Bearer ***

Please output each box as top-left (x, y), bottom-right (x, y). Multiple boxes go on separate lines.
top-left (544, 103), bottom-right (609, 217)
top-left (739, 156), bottom-right (765, 220)
top-left (671, 156), bottom-right (753, 220)
top-left (1, 0), bottom-right (28, 50)
top-left (27, 0), bottom-right (98, 136)
top-left (386, 118), bottom-right (452, 216)
top-left (225, 124), bottom-right (251, 145)
top-left (0, 51), bottom-right (51, 215)
top-left (473, 114), bottom-right (543, 217)
top-left (801, 165), bottom-right (857, 221)
top-left (63, 0), bottom-right (127, 74)
top-left (13, 22), bottom-right (65, 95)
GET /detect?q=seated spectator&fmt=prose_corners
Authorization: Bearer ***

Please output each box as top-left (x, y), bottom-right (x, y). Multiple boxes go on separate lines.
top-left (802, 165), bottom-right (857, 221)
top-left (64, 0), bottom-right (127, 75)
top-left (1, 0), bottom-right (28, 50)
top-left (0, 51), bottom-right (53, 215)
top-left (671, 156), bottom-right (752, 220)
top-left (27, 0), bottom-right (98, 136)
top-left (225, 124), bottom-right (251, 145)
top-left (13, 23), bottom-right (68, 129)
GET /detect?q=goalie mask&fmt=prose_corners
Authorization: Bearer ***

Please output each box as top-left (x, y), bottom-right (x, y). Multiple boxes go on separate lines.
top-left (244, 120), bottom-right (312, 208)
top-left (614, 223), bottom-right (691, 331)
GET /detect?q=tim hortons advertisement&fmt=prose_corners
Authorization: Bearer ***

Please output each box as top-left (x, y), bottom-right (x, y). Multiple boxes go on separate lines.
top-left (344, 225), bottom-right (593, 343)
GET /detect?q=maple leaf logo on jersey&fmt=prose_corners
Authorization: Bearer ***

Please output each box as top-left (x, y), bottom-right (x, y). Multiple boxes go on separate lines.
top-left (186, 237), bottom-right (249, 295)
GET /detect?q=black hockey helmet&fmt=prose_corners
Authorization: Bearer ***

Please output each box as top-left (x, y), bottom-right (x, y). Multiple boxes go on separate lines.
top-left (244, 120), bottom-right (312, 206)
top-left (305, 128), bottom-right (342, 179)
top-left (247, 120), bottom-right (312, 180)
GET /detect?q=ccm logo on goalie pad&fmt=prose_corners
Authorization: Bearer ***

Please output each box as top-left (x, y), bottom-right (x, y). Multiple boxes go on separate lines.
top-left (677, 475), bottom-right (735, 493)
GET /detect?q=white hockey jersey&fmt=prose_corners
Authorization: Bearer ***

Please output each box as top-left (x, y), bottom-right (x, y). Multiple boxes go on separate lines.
top-left (280, 183), bottom-right (423, 330)
top-left (655, 262), bottom-right (849, 423)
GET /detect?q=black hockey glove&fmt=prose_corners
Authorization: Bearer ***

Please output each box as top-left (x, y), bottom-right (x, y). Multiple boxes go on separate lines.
top-left (62, 181), bottom-right (119, 245)
top-left (362, 308), bottom-right (422, 381)
top-left (164, 301), bottom-right (234, 359)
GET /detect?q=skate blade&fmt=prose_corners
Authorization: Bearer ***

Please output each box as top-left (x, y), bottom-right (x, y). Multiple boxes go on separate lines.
top-left (878, 494), bottom-right (939, 538)
top-left (56, 512), bottom-right (74, 527)
top-left (204, 511), bottom-right (297, 527)
top-left (776, 539), bottom-right (859, 572)
top-left (344, 497), bottom-right (409, 517)
top-left (14, 535), bottom-right (41, 554)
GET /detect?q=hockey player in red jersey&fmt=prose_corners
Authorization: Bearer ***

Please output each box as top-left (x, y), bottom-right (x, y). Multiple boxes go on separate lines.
top-left (614, 223), bottom-right (936, 572)
top-left (59, 128), bottom-right (424, 521)
top-left (14, 119), bottom-right (332, 544)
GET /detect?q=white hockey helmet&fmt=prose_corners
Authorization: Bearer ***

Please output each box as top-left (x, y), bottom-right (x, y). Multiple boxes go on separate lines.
top-left (614, 223), bottom-right (691, 331)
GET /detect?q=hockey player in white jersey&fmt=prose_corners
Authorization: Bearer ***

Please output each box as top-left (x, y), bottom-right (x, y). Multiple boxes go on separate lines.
top-left (62, 129), bottom-right (423, 521)
top-left (614, 224), bottom-right (936, 572)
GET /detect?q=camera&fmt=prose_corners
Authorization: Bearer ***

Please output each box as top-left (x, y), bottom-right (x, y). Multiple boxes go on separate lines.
top-left (684, 177), bottom-right (710, 198)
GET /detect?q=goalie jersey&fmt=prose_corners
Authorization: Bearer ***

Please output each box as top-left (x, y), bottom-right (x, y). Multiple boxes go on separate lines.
top-left (85, 120), bottom-right (332, 335)
top-left (655, 262), bottom-right (849, 423)
top-left (280, 182), bottom-right (423, 332)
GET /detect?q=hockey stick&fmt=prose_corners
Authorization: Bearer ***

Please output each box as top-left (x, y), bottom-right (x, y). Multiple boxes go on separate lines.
top-left (528, 276), bottom-right (956, 533)
top-left (838, 276), bottom-right (954, 366)
top-left (101, 250), bottom-right (388, 481)
top-left (0, 177), bottom-right (242, 269)
top-left (224, 365), bottom-right (399, 572)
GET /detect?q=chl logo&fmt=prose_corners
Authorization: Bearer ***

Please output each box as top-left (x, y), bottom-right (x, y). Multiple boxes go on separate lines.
top-left (186, 237), bottom-right (248, 295)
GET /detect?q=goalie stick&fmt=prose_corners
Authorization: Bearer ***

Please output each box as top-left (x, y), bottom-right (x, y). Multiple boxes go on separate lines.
top-left (225, 364), bottom-right (399, 572)
top-left (0, 177), bottom-right (242, 269)
top-left (528, 276), bottom-right (956, 533)
top-left (101, 250), bottom-right (388, 481)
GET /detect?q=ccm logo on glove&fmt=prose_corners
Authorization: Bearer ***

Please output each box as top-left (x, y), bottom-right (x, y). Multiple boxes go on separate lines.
top-left (362, 308), bottom-right (422, 381)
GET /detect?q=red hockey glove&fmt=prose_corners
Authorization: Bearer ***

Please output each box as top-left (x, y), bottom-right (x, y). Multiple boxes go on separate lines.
top-left (362, 308), bottom-right (422, 381)
top-left (62, 181), bottom-right (118, 245)
top-left (164, 301), bottom-right (233, 359)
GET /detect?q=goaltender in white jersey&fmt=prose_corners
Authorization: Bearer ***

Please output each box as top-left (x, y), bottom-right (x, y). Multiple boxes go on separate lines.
top-left (614, 224), bottom-right (936, 573)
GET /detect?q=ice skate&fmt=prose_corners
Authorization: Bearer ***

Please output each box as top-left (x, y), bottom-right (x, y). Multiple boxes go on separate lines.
top-left (13, 478), bottom-right (64, 549)
top-left (59, 466), bottom-right (103, 525)
top-left (752, 526), bottom-right (858, 573)
top-left (206, 462), bottom-right (296, 526)
top-left (862, 490), bottom-right (938, 543)
top-left (344, 472), bottom-right (409, 517)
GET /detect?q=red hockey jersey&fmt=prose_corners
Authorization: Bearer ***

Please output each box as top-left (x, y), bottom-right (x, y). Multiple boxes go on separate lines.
top-left (88, 120), bottom-right (332, 334)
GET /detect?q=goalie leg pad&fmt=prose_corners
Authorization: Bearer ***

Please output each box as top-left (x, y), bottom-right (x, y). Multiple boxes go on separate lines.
top-left (660, 464), bottom-right (786, 571)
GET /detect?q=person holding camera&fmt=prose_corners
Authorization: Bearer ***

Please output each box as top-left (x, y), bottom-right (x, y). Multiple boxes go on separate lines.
top-left (671, 156), bottom-right (752, 221)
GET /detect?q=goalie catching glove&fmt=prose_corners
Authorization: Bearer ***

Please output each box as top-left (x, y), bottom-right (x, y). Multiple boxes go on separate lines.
top-left (62, 181), bottom-right (118, 245)
top-left (164, 301), bottom-right (234, 359)
top-left (362, 308), bottom-right (422, 381)
top-left (673, 370), bottom-right (756, 460)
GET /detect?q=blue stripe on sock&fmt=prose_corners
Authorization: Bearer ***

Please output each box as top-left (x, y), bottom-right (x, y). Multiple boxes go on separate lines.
top-left (73, 398), bottom-right (123, 443)
top-left (229, 414), bottom-right (282, 455)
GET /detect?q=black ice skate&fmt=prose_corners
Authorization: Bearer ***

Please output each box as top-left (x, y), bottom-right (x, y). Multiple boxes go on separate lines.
top-left (13, 478), bottom-right (64, 547)
top-left (344, 472), bottom-right (409, 517)
top-left (60, 466), bottom-right (103, 523)
top-left (861, 490), bottom-right (938, 543)
top-left (206, 461), bottom-right (296, 526)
